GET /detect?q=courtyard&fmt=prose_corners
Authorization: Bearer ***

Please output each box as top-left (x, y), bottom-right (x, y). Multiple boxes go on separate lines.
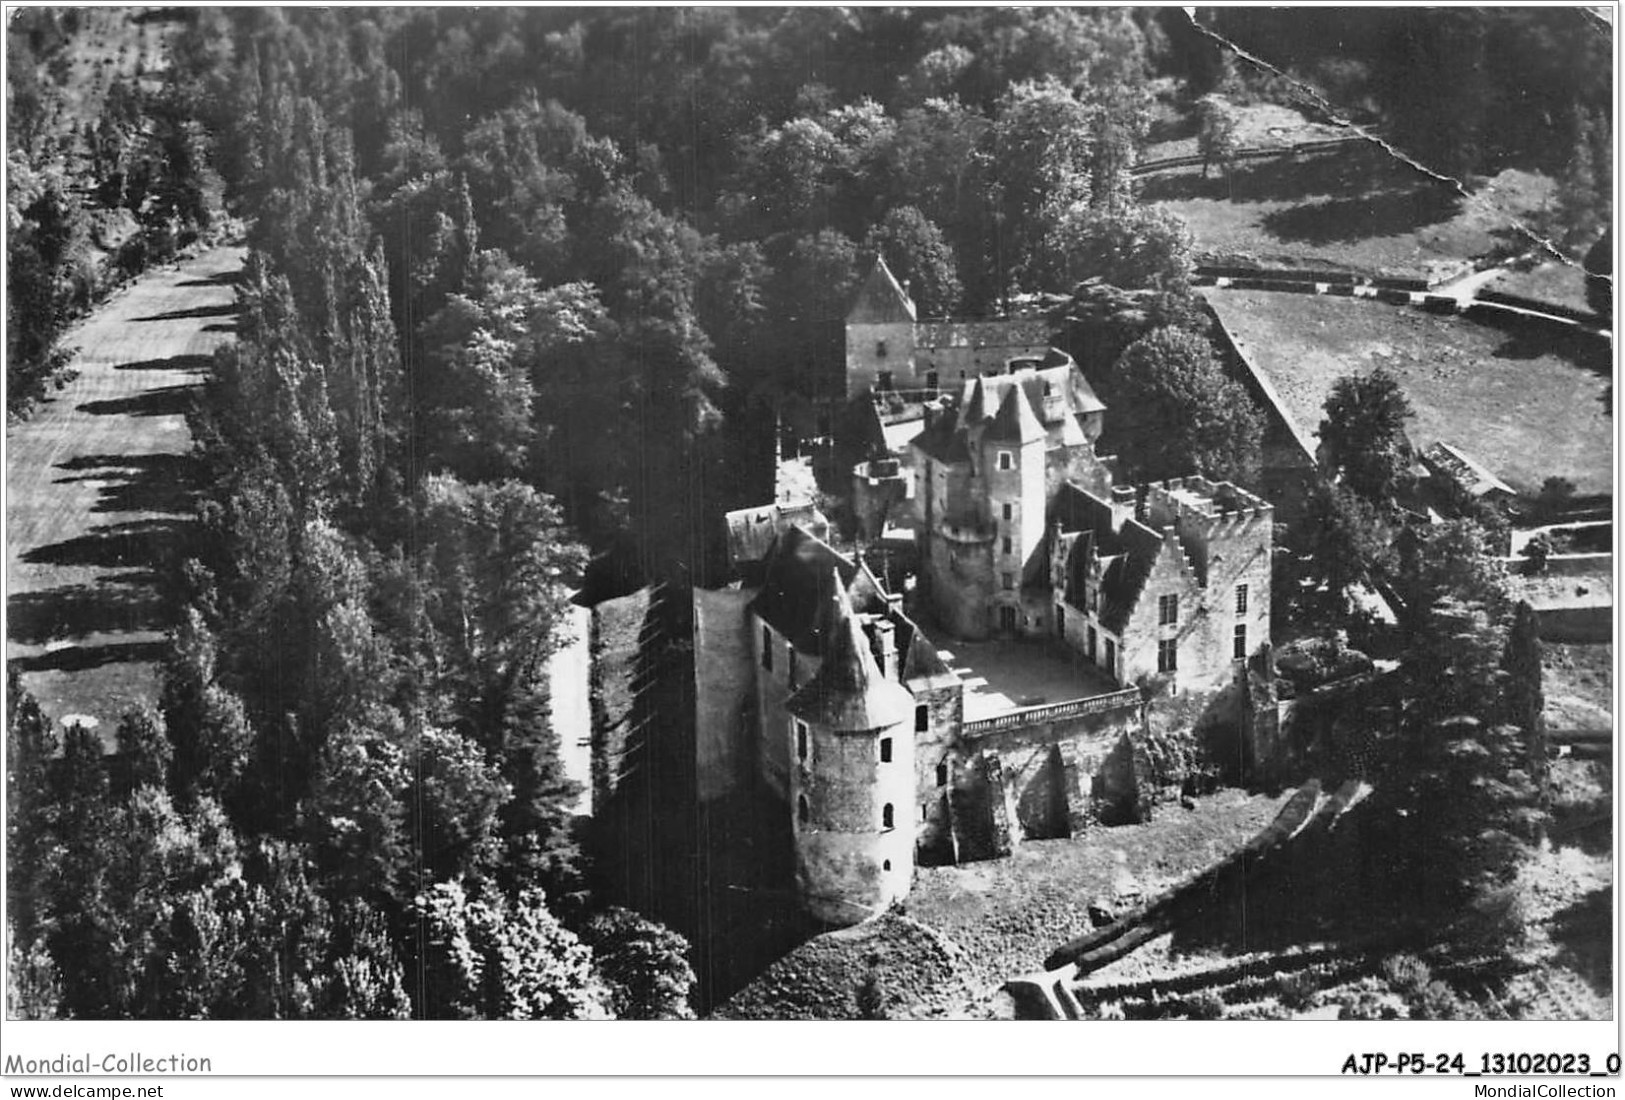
top-left (937, 637), bottom-right (1122, 721)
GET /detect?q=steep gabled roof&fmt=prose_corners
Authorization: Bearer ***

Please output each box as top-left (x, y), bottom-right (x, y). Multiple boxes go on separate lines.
top-left (749, 526), bottom-right (858, 653)
top-left (912, 409), bottom-right (972, 464)
top-left (1098, 521), bottom-right (1164, 634)
top-left (895, 613), bottom-right (959, 688)
top-left (985, 379), bottom-right (1045, 444)
top-left (960, 376), bottom-right (992, 425)
top-left (847, 256), bottom-right (917, 325)
top-left (787, 571), bottom-right (915, 730)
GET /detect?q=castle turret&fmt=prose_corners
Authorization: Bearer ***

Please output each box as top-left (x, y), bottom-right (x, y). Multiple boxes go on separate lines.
top-left (787, 571), bottom-right (916, 925)
top-left (981, 385), bottom-right (1048, 634)
top-left (845, 257), bottom-right (918, 399)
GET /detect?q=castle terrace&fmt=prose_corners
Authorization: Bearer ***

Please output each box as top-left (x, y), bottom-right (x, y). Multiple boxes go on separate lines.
top-left (938, 637), bottom-right (1122, 722)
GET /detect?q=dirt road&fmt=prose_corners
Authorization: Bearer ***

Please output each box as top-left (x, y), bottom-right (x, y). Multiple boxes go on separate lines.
top-left (6, 246), bottom-right (245, 739)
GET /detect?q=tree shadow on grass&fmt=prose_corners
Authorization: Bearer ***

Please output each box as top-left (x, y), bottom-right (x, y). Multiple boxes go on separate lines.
top-left (1166, 807), bottom-right (1429, 960)
top-left (115, 354), bottom-right (213, 372)
top-left (21, 518), bottom-right (194, 571)
top-left (8, 579), bottom-right (170, 645)
top-left (175, 270), bottom-right (240, 289)
top-left (78, 384), bottom-right (199, 418)
top-left (1261, 186), bottom-right (1460, 247)
top-left (10, 639), bottom-right (169, 673)
top-left (55, 452), bottom-right (199, 515)
top-left (1141, 145), bottom-right (1414, 205)
top-left (131, 302), bottom-right (238, 323)
top-left (1481, 314), bottom-right (1613, 377)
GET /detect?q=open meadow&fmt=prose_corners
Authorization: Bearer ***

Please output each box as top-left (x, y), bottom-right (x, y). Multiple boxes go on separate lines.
top-left (1204, 288), bottom-right (1612, 497)
top-left (6, 247), bottom-right (243, 739)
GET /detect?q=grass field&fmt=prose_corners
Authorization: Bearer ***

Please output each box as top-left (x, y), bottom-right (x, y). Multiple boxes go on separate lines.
top-left (1490, 261), bottom-right (1596, 315)
top-left (6, 246), bottom-right (244, 740)
top-left (1206, 288), bottom-right (1613, 497)
top-left (1143, 101), bottom-right (1352, 164)
top-left (1146, 139), bottom-right (1558, 280)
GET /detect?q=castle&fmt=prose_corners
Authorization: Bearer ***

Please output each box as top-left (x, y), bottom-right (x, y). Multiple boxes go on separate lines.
top-left (695, 258), bottom-right (1274, 928)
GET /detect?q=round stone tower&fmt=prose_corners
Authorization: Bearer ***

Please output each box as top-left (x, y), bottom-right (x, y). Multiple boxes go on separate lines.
top-left (786, 572), bottom-right (917, 926)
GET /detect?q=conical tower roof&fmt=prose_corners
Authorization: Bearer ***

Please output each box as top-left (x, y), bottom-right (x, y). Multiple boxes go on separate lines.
top-left (847, 256), bottom-right (917, 325)
top-left (960, 376), bottom-right (992, 426)
top-left (787, 569), bottom-right (914, 730)
top-left (985, 379), bottom-right (1045, 444)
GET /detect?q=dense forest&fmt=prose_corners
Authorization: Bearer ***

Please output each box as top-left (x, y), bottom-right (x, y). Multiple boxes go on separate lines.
top-left (5, 6), bottom-right (1609, 1019)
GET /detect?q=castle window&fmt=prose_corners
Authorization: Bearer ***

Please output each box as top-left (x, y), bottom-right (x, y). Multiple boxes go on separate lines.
top-left (915, 704), bottom-right (929, 732)
top-left (936, 761), bottom-right (949, 787)
top-left (1002, 503), bottom-right (1012, 520)
top-left (926, 370), bottom-right (939, 392)
top-left (797, 722), bottom-right (808, 762)
top-left (1056, 606), bottom-right (1065, 635)
top-left (1104, 638), bottom-right (1117, 674)
top-left (877, 369), bottom-right (893, 392)
top-left (788, 649), bottom-right (798, 689)
top-left (880, 737), bottom-right (893, 763)
top-left (1159, 594), bottom-right (1179, 626)
top-left (883, 860), bottom-right (892, 871)
top-left (798, 795), bottom-right (809, 825)
top-left (1234, 624), bottom-right (1248, 661)
top-left (1235, 583), bottom-right (1249, 615)
top-left (1158, 638), bottom-right (1178, 673)
top-left (997, 450), bottom-right (1014, 471)
top-left (1002, 572), bottom-right (1014, 591)
top-left (1002, 536), bottom-right (1013, 555)
top-left (876, 340), bottom-right (888, 358)
top-left (1086, 626), bottom-right (1097, 660)
top-left (882, 803), bottom-right (895, 829)
top-left (761, 625), bottom-right (773, 670)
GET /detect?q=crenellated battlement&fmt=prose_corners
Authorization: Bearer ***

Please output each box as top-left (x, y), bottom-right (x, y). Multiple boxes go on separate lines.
top-left (1143, 477), bottom-right (1273, 533)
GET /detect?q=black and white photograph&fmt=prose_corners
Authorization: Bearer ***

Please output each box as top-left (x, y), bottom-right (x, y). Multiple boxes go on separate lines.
top-left (2, 1), bottom-right (1616, 1080)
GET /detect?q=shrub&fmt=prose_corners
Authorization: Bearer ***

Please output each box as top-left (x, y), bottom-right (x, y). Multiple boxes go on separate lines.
top-left (1338, 992), bottom-right (1400, 1020)
top-left (1277, 971), bottom-right (1320, 1012)
top-left (1184, 990), bottom-right (1226, 1020)
top-left (1408, 980), bottom-right (1467, 1020)
top-left (1381, 954), bottom-right (1432, 997)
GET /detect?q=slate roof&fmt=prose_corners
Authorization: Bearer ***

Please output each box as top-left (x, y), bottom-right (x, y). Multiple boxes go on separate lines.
top-left (787, 572), bottom-right (916, 730)
top-left (911, 409), bottom-right (972, 463)
top-left (726, 504), bottom-right (783, 565)
top-left (895, 614), bottom-right (958, 687)
top-left (1046, 484), bottom-right (1163, 634)
top-left (1421, 441), bottom-right (1515, 499)
top-left (847, 257), bottom-right (917, 325)
top-left (985, 379), bottom-right (1045, 444)
top-left (956, 365), bottom-right (1104, 427)
top-left (749, 526), bottom-right (859, 653)
top-left (1098, 524), bottom-right (1164, 634)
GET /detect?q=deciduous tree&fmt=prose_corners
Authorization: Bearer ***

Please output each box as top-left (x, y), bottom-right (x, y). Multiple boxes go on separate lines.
top-left (1318, 367), bottom-right (1415, 507)
top-left (1108, 326), bottom-right (1263, 486)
